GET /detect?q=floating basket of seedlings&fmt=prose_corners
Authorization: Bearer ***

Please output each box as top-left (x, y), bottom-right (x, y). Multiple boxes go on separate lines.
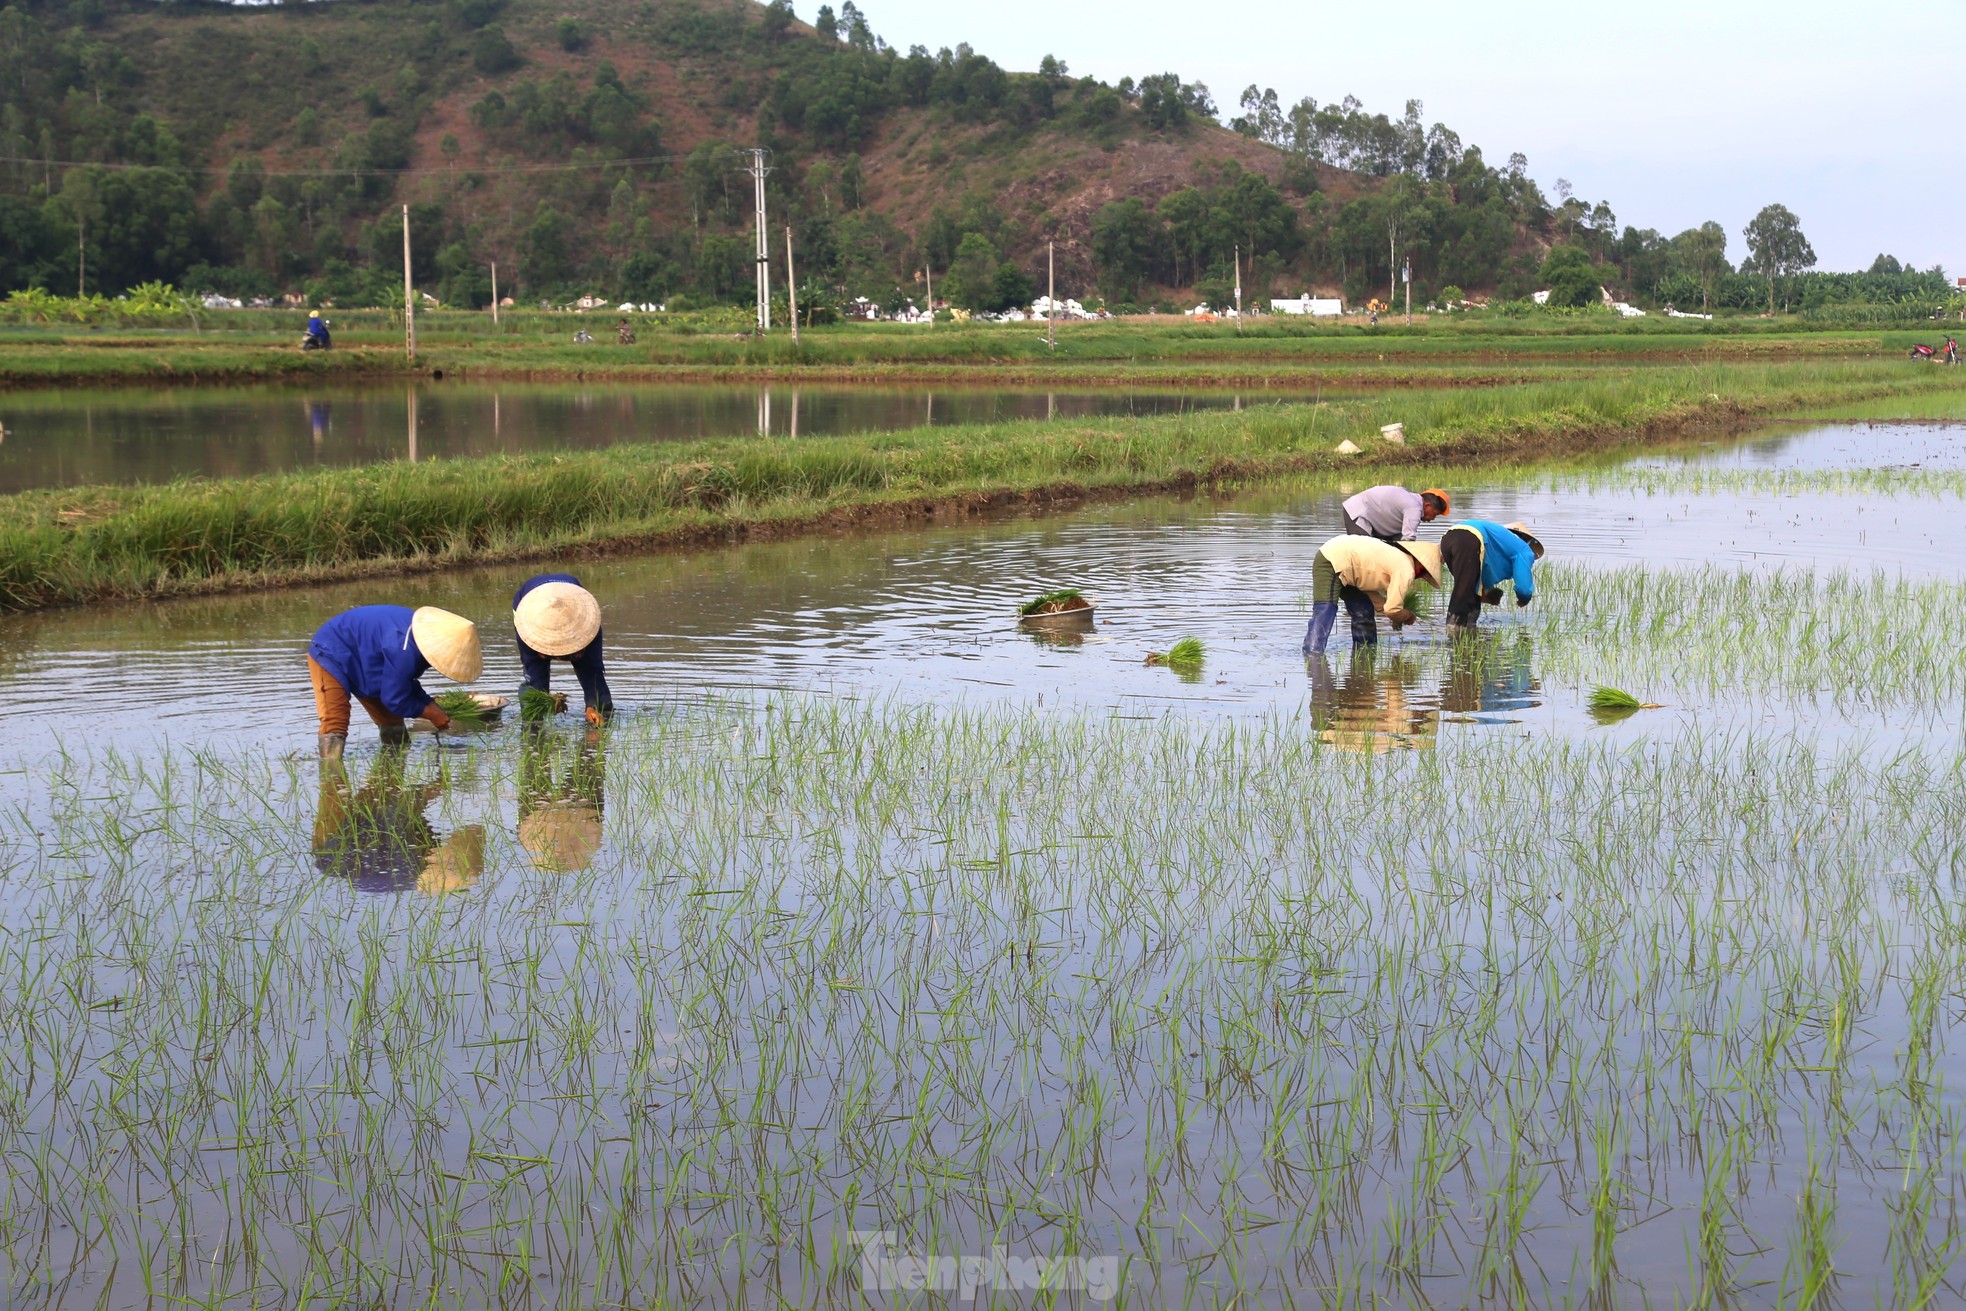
top-left (1017, 588), bottom-right (1097, 627)
top-left (416, 690), bottom-right (510, 730)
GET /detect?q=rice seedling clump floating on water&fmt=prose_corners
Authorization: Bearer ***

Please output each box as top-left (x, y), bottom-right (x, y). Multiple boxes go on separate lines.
top-left (1146, 636), bottom-right (1205, 670)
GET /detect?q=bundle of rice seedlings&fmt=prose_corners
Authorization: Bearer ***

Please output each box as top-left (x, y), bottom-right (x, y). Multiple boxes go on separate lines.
top-left (1146, 636), bottom-right (1205, 671)
top-left (434, 689), bottom-right (492, 725)
top-left (1587, 685), bottom-right (1662, 719)
top-left (1587, 685), bottom-right (1641, 712)
top-left (518, 687), bottom-right (565, 722)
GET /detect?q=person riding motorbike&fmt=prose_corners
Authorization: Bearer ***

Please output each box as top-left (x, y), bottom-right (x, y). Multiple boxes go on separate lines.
top-left (302, 311), bottom-right (332, 351)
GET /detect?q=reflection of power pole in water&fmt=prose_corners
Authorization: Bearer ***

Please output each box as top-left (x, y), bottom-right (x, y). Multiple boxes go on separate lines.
top-left (925, 392), bottom-right (933, 425)
top-left (493, 392), bottom-right (500, 439)
top-left (1047, 392), bottom-right (1055, 422)
top-left (790, 389), bottom-right (799, 439)
top-left (757, 388), bottom-right (770, 437)
top-left (407, 388), bottom-right (418, 463)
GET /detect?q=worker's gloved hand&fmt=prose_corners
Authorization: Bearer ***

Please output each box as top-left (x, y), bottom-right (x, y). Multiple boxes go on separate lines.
top-left (584, 705), bottom-right (605, 727)
top-left (1481, 588), bottom-right (1503, 606)
top-left (1516, 594), bottom-right (1532, 608)
top-left (422, 704), bottom-right (453, 731)
top-left (1384, 606), bottom-right (1417, 629)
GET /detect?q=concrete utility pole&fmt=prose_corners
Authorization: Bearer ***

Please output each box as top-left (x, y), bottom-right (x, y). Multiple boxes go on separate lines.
top-left (490, 261), bottom-right (499, 326)
top-left (748, 149), bottom-right (772, 333)
top-left (1047, 241), bottom-right (1055, 352)
top-left (1403, 257), bottom-right (1411, 325)
top-left (924, 265), bottom-right (933, 326)
top-left (402, 204), bottom-right (416, 362)
top-left (786, 226), bottom-right (799, 345)
top-left (1233, 243), bottom-right (1243, 336)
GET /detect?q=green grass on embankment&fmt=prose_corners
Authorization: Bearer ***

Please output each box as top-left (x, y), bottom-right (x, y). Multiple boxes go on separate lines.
top-left (0, 314), bottom-right (1942, 388)
top-left (5, 360), bottom-right (1961, 612)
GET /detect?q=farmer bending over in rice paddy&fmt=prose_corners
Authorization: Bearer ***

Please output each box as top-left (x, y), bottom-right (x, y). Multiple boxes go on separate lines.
top-left (308, 605), bottom-right (483, 759)
top-left (1342, 485), bottom-right (1451, 542)
top-left (1303, 537), bottom-right (1443, 654)
top-left (1438, 520), bottom-right (1544, 638)
top-left (514, 574), bottom-right (615, 725)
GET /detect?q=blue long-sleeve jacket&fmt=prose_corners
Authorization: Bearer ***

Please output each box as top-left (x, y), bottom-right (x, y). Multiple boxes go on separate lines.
top-left (305, 317), bottom-right (330, 340)
top-left (513, 573), bottom-right (613, 711)
top-left (309, 605), bottom-right (438, 719)
top-left (1460, 519), bottom-right (1537, 602)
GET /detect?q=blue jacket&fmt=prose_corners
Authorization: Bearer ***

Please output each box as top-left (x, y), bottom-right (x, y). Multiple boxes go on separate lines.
top-left (309, 605), bottom-right (438, 719)
top-left (1459, 519), bottom-right (1537, 602)
top-left (305, 317), bottom-right (330, 340)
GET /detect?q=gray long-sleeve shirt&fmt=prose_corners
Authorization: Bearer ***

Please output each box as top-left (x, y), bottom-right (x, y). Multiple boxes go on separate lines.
top-left (1342, 485), bottom-right (1424, 540)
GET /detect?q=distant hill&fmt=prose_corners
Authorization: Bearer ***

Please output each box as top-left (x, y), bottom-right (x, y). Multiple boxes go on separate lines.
top-left (0, 0), bottom-right (1949, 315)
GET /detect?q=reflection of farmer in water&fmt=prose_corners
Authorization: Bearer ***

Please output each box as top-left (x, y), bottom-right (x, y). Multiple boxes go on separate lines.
top-left (1307, 652), bottom-right (1439, 754)
top-left (312, 750), bottom-right (484, 896)
top-left (1438, 633), bottom-right (1540, 719)
top-left (307, 400), bottom-right (331, 445)
top-left (516, 723), bottom-right (607, 873)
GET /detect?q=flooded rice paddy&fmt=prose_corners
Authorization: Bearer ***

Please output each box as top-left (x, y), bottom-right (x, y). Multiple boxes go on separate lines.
top-left (2, 420), bottom-right (1965, 1307)
top-left (0, 381), bottom-right (1314, 492)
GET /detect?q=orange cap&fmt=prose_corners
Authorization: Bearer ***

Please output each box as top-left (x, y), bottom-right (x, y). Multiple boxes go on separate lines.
top-left (1422, 488), bottom-right (1451, 517)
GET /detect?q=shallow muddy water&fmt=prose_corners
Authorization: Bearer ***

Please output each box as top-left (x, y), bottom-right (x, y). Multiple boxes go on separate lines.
top-left (0, 420), bottom-right (1958, 763)
top-left (2, 419), bottom-right (1965, 1309)
top-left (0, 380), bottom-right (1314, 491)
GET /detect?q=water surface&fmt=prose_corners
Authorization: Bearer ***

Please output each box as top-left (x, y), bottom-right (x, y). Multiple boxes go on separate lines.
top-left (0, 381), bottom-right (1311, 492)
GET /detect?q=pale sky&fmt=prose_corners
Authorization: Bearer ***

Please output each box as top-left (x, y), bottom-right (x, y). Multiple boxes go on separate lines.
top-left (861, 0), bottom-right (1963, 274)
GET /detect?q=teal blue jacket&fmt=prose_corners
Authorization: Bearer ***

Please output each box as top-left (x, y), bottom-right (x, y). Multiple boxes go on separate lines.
top-left (1459, 519), bottom-right (1537, 601)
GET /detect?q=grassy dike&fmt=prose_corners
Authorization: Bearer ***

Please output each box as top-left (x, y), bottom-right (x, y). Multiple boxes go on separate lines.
top-left (0, 317), bottom-right (1934, 389)
top-left (3, 360), bottom-right (1962, 611)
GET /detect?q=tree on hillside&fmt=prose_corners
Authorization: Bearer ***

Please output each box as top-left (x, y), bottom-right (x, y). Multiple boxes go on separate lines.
top-left (1672, 221), bottom-right (1729, 310)
top-left (1539, 244), bottom-right (1600, 308)
top-left (1091, 198), bottom-right (1158, 302)
top-left (1742, 203), bottom-right (1815, 314)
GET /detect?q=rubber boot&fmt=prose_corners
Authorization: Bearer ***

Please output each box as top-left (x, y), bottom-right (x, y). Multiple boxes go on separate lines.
top-left (1343, 591), bottom-right (1379, 649)
top-left (318, 731), bottom-right (346, 760)
top-left (1302, 602), bottom-right (1339, 655)
top-left (378, 722), bottom-right (411, 748)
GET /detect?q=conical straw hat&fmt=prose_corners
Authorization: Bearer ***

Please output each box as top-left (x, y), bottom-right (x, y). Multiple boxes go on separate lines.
top-left (1504, 522), bottom-right (1546, 559)
top-left (410, 607), bottom-right (483, 682)
top-left (1399, 540), bottom-right (1444, 586)
top-left (518, 802), bottom-right (604, 873)
top-left (514, 582), bottom-right (602, 657)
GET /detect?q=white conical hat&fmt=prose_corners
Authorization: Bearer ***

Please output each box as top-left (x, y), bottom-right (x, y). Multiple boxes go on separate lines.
top-left (514, 581), bottom-right (602, 657)
top-left (410, 607), bottom-right (482, 683)
top-left (1399, 540), bottom-right (1444, 586)
top-left (1504, 522), bottom-right (1546, 559)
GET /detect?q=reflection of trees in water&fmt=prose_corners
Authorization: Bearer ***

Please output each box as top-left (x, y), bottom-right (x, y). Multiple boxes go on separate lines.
top-left (1309, 635), bottom-right (1541, 753)
top-left (311, 750), bottom-right (483, 896)
top-left (517, 724), bottom-right (607, 874)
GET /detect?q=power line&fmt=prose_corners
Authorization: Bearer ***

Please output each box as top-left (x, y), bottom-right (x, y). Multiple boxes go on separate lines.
top-left (0, 149), bottom-right (726, 178)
